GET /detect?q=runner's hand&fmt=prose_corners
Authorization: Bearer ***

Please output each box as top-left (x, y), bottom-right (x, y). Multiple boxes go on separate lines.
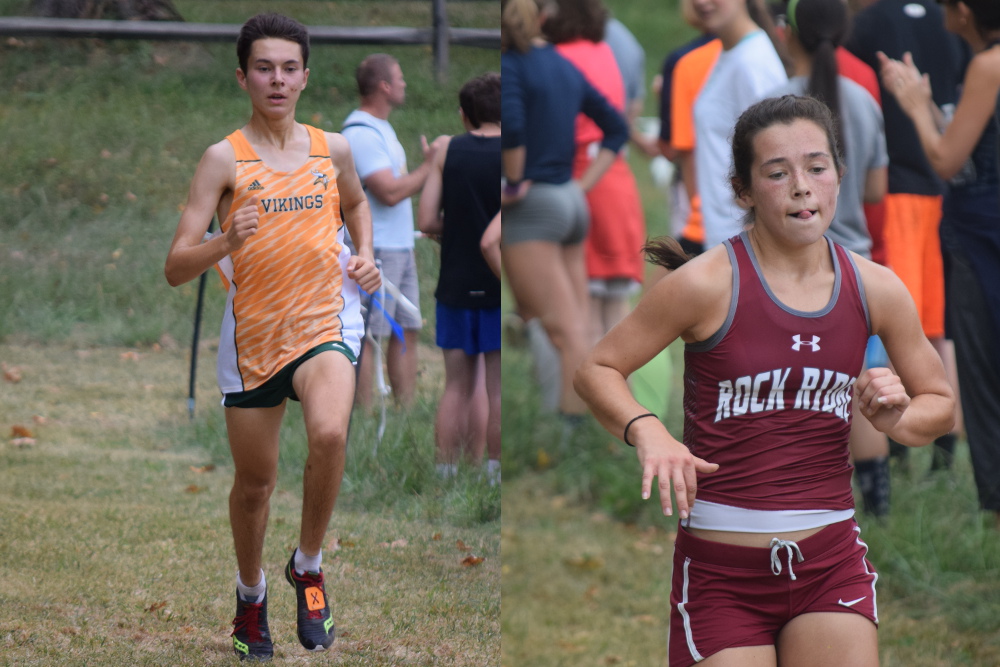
top-left (348, 254), bottom-right (381, 294)
top-left (856, 366), bottom-right (909, 434)
top-left (631, 418), bottom-right (719, 518)
top-left (225, 196), bottom-right (260, 252)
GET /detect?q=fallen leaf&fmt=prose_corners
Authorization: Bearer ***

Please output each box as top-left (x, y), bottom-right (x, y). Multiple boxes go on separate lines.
top-left (32, 415), bottom-right (46, 425)
top-left (604, 656), bottom-right (623, 665)
top-left (461, 555), bottom-right (484, 567)
top-left (146, 601), bottom-right (167, 613)
top-left (456, 539), bottom-right (472, 552)
top-left (2, 364), bottom-right (22, 383)
top-left (557, 640), bottom-right (583, 653)
top-left (189, 464), bottom-right (216, 474)
top-left (536, 449), bottom-right (551, 469)
top-left (432, 533), bottom-right (442, 541)
top-left (632, 540), bottom-right (664, 555)
top-left (158, 333), bottom-right (179, 350)
top-left (120, 350), bottom-right (139, 362)
top-left (11, 425), bottom-right (34, 438)
top-left (564, 555), bottom-right (604, 571)
top-left (184, 485), bottom-right (205, 494)
top-left (390, 538), bottom-right (408, 548)
top-left (11, 437), bottom-right (36, 447)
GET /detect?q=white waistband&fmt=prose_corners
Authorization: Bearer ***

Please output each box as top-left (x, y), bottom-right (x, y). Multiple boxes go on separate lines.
top-left (683, 499), bottom-right (854, 533)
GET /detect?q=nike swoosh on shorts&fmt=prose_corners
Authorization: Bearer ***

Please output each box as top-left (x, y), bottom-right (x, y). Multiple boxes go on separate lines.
top-left (837, 596), bottom-right (867, 608)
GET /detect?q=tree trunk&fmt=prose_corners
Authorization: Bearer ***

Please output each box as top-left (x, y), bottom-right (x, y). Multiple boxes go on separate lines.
top-left (31, 0), bottom-right (184, 20)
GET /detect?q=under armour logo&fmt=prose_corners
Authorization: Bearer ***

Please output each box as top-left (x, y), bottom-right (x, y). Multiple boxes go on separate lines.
top-left (791, 335), bottom-right (821, 351)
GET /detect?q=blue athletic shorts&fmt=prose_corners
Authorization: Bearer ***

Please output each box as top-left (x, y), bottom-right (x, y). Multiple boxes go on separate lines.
top-left (435, 304), bottom-right (500, 355)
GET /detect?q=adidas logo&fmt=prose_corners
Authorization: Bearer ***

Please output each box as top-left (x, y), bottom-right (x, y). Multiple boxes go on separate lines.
top-left (248, 180), bottom-right (265, 191)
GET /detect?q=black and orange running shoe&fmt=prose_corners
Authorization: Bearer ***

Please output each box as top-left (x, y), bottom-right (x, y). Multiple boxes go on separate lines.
top-left (285, 552), bottom-right (335, 651)
top-left (231, 588), bottom-right (273, 661)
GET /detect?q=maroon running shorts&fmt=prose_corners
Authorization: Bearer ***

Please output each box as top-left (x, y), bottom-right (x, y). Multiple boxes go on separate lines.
top-left (668, 518), bottom-right (878, 666)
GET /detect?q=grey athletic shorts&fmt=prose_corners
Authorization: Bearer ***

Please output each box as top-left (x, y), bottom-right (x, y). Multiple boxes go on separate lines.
top-left (502, 181), bottom-right (590, 246)
top-left (369, 248), bottom-right (423, 336)
top-left (589, 277), bottom-right (641, 299)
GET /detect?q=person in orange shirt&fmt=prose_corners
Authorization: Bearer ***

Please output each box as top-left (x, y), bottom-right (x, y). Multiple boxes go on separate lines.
top-left (164, 13), bottom-right (380, 661)
top-left (669, 37), bottom-right (723, 256)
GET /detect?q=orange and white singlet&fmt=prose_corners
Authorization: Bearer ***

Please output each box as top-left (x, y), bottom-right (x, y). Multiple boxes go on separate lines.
top-left (215, 124), bottom-right (364, 394)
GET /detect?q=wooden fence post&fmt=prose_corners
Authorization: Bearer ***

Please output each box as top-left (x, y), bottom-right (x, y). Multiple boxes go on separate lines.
top-left (432, 0), bottom-right (448, 82)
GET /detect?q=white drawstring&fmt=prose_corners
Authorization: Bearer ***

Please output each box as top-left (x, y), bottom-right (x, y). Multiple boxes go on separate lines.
top-left (769, 538), bottom-right (805, 581)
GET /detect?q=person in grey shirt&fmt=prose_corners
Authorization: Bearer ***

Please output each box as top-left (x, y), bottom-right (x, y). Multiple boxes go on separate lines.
top-left (767, 0), bottom-right (888, 258)
top-left (604, 16), bottom-right (659, 156)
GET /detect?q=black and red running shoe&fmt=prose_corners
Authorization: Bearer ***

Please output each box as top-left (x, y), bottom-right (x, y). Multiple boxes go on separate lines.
top-left (285, 552), bottom-right (336, 651)
top-left (231, 588), bottom-right (273, 661)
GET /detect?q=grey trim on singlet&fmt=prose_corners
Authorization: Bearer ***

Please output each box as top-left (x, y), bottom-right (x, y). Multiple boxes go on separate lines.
top-left (686, 239), bottom-right (741, 353)
top-left (743, 231), bottom-right (842, 318)
top-left (686, 233), bottom-right (862, 353)
top-left (844, 249), bottom-right (873, 336)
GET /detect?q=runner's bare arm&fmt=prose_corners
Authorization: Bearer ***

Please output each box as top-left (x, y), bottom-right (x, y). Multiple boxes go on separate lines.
top-left (856, 259), bottom-right (955, 444)
top-left (329, 132), bottom-right (380, 294)
top-left (165, 140), bottom-right (243, 286)
top-left (575, 252), bottom-right (727, 517)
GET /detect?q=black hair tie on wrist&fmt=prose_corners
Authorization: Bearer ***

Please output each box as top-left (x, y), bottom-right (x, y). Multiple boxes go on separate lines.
top-left (623, 412), bottom-right (658, 447)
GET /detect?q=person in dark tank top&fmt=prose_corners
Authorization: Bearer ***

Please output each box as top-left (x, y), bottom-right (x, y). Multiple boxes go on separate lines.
top-left (417, 72), bottom-right (502, 485)
top-left (880, 0), bottom-right (1000, 526)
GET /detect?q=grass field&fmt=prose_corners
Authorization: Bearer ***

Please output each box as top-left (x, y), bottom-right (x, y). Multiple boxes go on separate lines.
top-left (500, 0), bottom-right (1000, 664)
top-left (0, 1), bottom-right (499, 663)
top-left (1, 343), bottom-right (499, 665)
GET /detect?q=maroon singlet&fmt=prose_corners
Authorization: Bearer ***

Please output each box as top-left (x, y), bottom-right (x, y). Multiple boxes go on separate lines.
top-left (683, 232), bottom-right (870, 511)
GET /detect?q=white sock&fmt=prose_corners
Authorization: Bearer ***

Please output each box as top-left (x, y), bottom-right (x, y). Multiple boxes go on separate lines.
top-left (237, 569), bottom-right (266, 602)
top-left (294, 547), bottom-right (322, 574)
top-left (436, 463), bottom-right (458, 478)
top-left (486, 459), bottom-right (500, 485)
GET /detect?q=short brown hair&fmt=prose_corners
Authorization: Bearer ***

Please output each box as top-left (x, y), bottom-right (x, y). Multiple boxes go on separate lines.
top-left (237, 13), bottom-right (310, 73)
top-left (459, 72), bottom-right (500, 128)
top-left (355, 53), bottom-right (398, 97)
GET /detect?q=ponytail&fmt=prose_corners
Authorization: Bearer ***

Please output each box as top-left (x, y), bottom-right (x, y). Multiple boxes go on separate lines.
top-left (788, 0), bottom-right (848, 154)
top-left (644, 236), bottom-right (692, 271)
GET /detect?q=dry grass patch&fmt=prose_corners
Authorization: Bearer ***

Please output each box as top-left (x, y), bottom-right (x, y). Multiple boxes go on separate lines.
top-left (0, 343), bottom-right (498, 665)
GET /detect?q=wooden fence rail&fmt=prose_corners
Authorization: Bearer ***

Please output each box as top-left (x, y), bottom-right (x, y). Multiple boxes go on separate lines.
top-left (0, 13), bottom-right (499, 78)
